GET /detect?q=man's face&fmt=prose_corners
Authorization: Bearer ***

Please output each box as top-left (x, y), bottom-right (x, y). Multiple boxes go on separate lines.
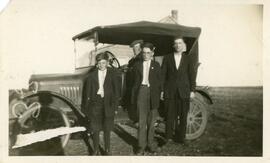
top-left (173, 38), bottom-right (186, 53)
top-left (97, 59), bottom-right (109, 71)
top-left (132, 43), bottom-right (141, 56)
top-left (142, 47), bottom-right (154, 61)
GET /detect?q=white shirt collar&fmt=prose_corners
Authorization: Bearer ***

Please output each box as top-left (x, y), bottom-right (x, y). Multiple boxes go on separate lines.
top-left (98, 68), bottom-right (107, 73)
top-left (174, 52), bottom-right (182, 69)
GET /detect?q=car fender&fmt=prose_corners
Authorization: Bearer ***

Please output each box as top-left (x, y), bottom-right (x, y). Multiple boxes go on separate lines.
top-left (195, 89), bottom-right (213, 105)
top-left (21, 91), bottom-right (87, 125)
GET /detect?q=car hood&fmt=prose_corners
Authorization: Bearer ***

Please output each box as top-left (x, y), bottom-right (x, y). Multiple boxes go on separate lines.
top-left (29, 67), bottom-right (92, 83)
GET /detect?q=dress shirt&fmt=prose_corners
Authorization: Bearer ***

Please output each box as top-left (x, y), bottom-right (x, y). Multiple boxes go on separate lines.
top-left (97, 69), bottom-right (107, 97)
top-left (174, 52), bottom-right (182, 70)
top-left (141, 60), bottom-right (151, 86)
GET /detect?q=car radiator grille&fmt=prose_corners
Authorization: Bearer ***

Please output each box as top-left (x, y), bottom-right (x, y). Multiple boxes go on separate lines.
top-left (59, 86), bottom-right (81, 105)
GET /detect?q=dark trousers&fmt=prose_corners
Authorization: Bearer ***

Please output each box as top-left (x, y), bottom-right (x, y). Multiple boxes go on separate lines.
top-left (165, 93), bottom-right (190, 142)
top-left (90, 95), bottom-right (113, 153)
top-left (124, 87), bottom-right (138, 122)
top-left (125, 70), bottom-right (138, 123)
top-left (137, 86), bottom-right (157, 149)
top-left (92, 130), bottom-right (111, 153)
top-left (127, 102), bottom-right (138, 122)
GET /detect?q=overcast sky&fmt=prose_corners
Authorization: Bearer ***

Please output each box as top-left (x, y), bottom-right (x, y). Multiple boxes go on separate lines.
top-left (0, 0), bottom-right (266, 88)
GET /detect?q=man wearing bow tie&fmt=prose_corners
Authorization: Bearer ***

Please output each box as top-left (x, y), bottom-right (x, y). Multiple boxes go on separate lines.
top-left (131, 42), bottom-right (162, 155)
top-left (161, 36), bottom-right (196, 145)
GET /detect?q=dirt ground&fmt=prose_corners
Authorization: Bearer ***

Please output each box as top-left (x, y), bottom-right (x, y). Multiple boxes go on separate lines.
top-left (63, 87), bottom-right (263, 156)
top-left (10, 87), bottom-right (263, 156)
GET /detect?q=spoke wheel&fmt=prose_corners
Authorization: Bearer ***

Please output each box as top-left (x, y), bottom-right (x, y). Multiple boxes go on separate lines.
top-left (10, 97), bottom-right (70, 155)
top-left (186, 93), bottom-right (208, 140)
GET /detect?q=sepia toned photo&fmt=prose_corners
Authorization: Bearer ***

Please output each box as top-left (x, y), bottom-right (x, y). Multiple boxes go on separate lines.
top-left (0, 0), bottom-right (268, 161)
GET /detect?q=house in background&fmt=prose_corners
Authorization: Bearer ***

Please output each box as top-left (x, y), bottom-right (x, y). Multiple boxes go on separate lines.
top-left (159, 10), bottom-right (179, 24)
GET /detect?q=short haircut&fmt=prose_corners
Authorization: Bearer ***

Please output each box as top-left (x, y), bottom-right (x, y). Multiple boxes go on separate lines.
top-left (141, 42), bottom-right (155, 51)
top-left (95, 51), bottom-right (109, 62)
top-left (173, 36), bottom-right (186, 43)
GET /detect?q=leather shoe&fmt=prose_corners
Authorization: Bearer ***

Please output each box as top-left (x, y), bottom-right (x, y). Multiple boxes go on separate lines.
top-left (92, 150), bottom-right (100, 156)
top-left (105, 150), bottom-right (112, 156)
top-left (177, 140), bottom-right (188, 146)
top-left (167, 139), bottom-right (173, 143)
top-left (147, 146), bottom-right (161, 154)
top-left (165, 139), bottom-right (173, 145)
top-left (136, 148), bottom-right (144, 155)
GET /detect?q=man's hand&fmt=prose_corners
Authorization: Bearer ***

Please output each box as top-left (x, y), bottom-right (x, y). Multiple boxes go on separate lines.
top-left (190, 92), bottom-right (195, 99)
top-left (160, 91), bottom-right (164, 100)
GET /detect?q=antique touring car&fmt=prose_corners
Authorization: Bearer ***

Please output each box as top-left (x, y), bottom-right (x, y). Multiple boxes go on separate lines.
top-left (9, 21), bottom-right (213, 154)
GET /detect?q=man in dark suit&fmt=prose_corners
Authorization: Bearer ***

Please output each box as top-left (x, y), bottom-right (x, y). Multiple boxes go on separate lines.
top-left (161, 36), bottom-right (196, 144)
top-left (131, 42), bottom-right (162, 155)
top-left (128, 39), bottom-right (144, 67)
top-left (124, 40), bottom-right (144, 123)
top-left (82, 51), bottom-right (119, 155)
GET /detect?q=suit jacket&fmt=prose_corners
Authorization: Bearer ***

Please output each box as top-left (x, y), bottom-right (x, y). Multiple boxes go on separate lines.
top-left (127, 52), bottom-right (143, 69)
top-left (81, 67), bottom-right (119, 118)
top-left (161, 53), bottom-right (196, 99)
top-left (125, 53), bottom-right (143, 92)
top-left (131, 60), bottom-right (162, 110)
top-left (126, 52), bottom-right (143, 89)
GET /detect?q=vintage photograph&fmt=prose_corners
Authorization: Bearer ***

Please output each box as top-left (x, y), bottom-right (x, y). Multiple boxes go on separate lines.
top-left (0, 0), bottom-right (266, 159)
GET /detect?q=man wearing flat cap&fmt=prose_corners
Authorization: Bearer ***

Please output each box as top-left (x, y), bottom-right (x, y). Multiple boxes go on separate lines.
top-left (128, 39), bottom-right (144, 67)
top-left (124, 40), bottom-right (144, 124)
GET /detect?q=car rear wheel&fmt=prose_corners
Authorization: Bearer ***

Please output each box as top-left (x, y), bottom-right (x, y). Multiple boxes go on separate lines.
top-left (186, 93), bottom-right (208, 140)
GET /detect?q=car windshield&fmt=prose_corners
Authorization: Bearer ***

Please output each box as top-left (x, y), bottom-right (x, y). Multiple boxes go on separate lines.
top-left (75, 39), bottom-right (134, 69)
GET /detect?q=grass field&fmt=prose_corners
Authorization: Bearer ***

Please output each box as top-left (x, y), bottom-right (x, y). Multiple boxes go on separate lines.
top-left (189, 87), bottom-right (263, 156)
top-left (64, 87), bottom-right (263, 156)
top-left (10, 87), bottom-right (263, 156)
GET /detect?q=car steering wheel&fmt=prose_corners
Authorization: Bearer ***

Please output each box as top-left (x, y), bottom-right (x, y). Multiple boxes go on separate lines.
top-left (105, 51), bottom-right (120, 69)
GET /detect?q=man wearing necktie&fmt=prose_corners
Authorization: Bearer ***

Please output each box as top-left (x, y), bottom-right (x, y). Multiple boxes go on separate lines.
top-left (161, 36), bottom-right (196, 145)
top-left (131, 42), bottom-right (162, 155)
top-left (82, 51), bottom-right (119, 155)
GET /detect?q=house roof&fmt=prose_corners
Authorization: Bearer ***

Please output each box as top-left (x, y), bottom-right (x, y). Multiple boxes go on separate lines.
top-left (158, 16), bottom-right (178, 24)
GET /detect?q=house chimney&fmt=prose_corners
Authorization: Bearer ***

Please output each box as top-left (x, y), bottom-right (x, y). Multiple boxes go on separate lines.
top-left (171, 10), bottom-right (178, 22)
